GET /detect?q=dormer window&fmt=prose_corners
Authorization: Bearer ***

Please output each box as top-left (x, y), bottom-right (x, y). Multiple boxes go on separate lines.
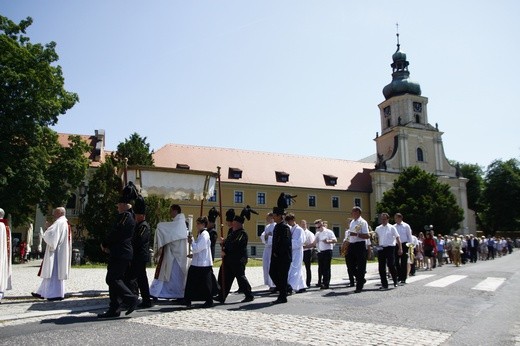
top-left (275, 171), bottom-right (289, 183)
top-left (176, 163), bottom-right (190, 169)
top-left (323, 174), bottom-right (338, 186)
top-left (228, 167), bottom-right (242, 179)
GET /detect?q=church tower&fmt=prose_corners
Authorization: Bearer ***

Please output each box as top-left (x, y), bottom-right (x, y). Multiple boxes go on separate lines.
top-left (370, 33), bottom-right (470, 232)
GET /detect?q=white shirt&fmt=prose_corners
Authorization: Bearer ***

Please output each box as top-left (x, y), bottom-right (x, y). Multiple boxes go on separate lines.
top-left (394, 221), bottom-right (413, 243)
top-left (261, 222), bottom-right (275, 247)
top-left (303, 228), bottom-right (315, 250)
top-left (190, 229), bottom-right (212, 267)
top-left (375, 223), bottom-right (400, 247)
top-left (315, 228), bottom-right (336, 251)
top-left (348, 217), bottom-right (369, 243)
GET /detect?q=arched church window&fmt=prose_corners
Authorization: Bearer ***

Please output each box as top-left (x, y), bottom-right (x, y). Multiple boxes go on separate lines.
top-left (417, 148), bottom-right (424, 162)
top-left (386, 119), bottom-right (391, 128)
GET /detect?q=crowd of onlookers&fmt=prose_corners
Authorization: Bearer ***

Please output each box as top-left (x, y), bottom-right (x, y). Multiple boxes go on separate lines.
top-left (406, 232), bottom-right (517, 275)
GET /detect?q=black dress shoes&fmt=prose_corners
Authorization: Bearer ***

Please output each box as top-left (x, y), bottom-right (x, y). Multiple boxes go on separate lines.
top-left (47, 297), bottom-right (64, 301)
top-left (97, 310), bottom-right (121, 318)
top-left (271, 297), bottom-right (287, 305)
top-left (125, 297), bottom-right (139, 316)
top-left (137, 301), bottom-right (153, 309)
top-left (31, 292), bottom-right (44, 299)
top-left (241, 296), bottom-right (254, 303)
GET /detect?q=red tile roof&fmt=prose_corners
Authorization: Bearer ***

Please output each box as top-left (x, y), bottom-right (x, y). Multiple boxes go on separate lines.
top-left (57, 133), bottom-right (107, 167)
top-left (154, 144), bottom-right (374, 192)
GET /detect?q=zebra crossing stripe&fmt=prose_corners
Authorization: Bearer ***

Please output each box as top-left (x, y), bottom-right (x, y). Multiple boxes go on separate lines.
top-left (425, 275), bottom-right (466, 287)
top-left (471, 277), bottom-right (506, 292)
top-left (406, 274), bottom-right (435, 283)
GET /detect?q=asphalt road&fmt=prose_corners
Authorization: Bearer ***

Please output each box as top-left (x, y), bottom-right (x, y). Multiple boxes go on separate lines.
top-left (1, 251), bottom-right (519, 346)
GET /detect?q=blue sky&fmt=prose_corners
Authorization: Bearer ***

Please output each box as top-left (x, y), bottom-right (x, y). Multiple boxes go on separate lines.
top-left (3, 1), bottom-right (519, 169)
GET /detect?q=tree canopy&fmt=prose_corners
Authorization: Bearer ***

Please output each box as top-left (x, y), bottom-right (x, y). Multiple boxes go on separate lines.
top-left (0, 15), bottom-right (87, 225)
top-left (376, 166), bottom-right (464, 234)
top-left (116, 132), bottom-right (154, 166)
top-left (481, 159), bottom-right (520, 234)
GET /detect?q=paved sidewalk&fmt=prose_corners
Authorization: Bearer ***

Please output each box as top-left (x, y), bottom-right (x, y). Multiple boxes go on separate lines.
top-left (0, 260), bottom-right (378, 323)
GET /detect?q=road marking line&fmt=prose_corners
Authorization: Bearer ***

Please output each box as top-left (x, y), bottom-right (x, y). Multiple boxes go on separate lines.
top-left (406, 274), bottom-right (435, 283)
top-left (425, 275), bottom-right (467, 287)
top-left (471, 277), bottom-right (506, 292)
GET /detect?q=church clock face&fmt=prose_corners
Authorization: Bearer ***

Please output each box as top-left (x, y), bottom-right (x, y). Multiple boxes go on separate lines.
top-left (383, 106), bottom-right (391, 116)
top-left (413, 102), bottom-right (422, 112)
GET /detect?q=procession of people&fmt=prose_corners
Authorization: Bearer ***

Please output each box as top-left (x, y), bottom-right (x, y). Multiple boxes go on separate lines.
top-left (0, 191), bottom-right (517, 314)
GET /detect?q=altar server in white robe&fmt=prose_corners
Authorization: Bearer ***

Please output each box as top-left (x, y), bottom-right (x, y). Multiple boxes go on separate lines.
top-left (150, 204), bottom-right (189, 299)
top-left (33, 207), bottom-right (71, 300)
top-left (285, 213), bottom-right (307, 293)
top-left (260, 212), bottom-right (275, 290)
top-left (0, 208), bottom-right (12, 301)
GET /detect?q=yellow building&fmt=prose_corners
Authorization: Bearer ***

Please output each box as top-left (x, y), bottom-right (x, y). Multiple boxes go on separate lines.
top-left (152, 144), bottom-right (374, 257)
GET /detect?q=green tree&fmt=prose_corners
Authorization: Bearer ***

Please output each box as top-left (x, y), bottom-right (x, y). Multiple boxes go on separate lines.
top-left (376, 166), bottom-right (464, 234)
top-left (116, 133), bottom-right (154, 166)
top-left (457, 162), bottom-right (484, 212)
top-left (481, 159), bottom-right (520, 234)
top-left (80, 156), bottom-right (122, 263)
top-left (0, 15), bottom-right (80, 225)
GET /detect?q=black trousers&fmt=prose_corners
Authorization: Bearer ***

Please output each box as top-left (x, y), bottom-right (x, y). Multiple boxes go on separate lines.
top-left (378, 246), bottom-right (398, 288)
top-left (317, 250), bottom-right (332, 287)
top-left (347, 242), bottom-right (367, 290)
top-left (469, 248), bottom-right (478, 263)
top-left (269, 257), bottom-right (291, 299)
top-left (128, 260), bottom-right (151, 303)
top-left (217, 258), bottom-right (252, 301)
top-left (395, 242), bottom-right (408, 282)
top-left (344, 254), bottom-right (355, 284)
top-left (106, 258), bottom-right (137, 312)
top-left (303, 250), bottom-right (312, 287)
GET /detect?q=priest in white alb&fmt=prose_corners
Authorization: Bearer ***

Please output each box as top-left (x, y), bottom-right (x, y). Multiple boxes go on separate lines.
top-left (285, 213), bottom-right (307, 293)
top-left (149, 204), bottom-right (189, 299)
top-left (32, 207), bottom-right (71, 301)
top-left (260, 212), bottom-right (275, 290)
top-left (0, 208), bottom-right (12, 302)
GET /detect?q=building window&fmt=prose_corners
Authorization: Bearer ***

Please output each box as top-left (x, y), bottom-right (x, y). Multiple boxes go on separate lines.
top-left (387, 119), bottom-right (391, 128)
top-left (332, 226), bottom-right (340, 238)
top-left (66, 193), bottom-right (77, 209)
top-left (417, 148), bottom-right (424, 162)
top-left (275, 171), bottom-right (289, 183)
top-left (208, 189), bottom-right (217, 202)
top-left (257, 224), bottom-right (265, 237)
top-left (257, 192), bottom-right (266, 205)
top-left (332, 196), bottom-right (339, 209)
top-left (176, 163), bottom-right (190, 169)
top-left (415, 114), bottom-right (420, 123)
top-left (354, 198), bottom-right (361, 208)
top-left (234, 191), bottom-right (243, 204)
top-left (309, 226), bottom-right (317, 234)
top-left (228, 167), bottom-right (242, 179)
top-left (308, 195), bottom-right (316, 207)
top-left (323, 174), bottom-right (338, 186)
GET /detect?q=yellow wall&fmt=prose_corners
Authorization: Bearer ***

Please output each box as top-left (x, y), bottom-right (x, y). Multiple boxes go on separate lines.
top-left (172, 181), bottom-right (372, 245)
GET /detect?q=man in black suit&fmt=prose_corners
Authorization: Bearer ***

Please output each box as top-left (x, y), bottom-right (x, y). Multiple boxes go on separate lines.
top-left (98, 196), bottom-right (139, 318)
top-left (269, 207), bottom-right (292, 304)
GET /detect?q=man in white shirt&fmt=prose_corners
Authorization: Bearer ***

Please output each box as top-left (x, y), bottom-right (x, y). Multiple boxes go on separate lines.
top-left (347, 207), bottom-right (370, 293)
top-left (312, 219), bottom-right (336, 289)
top-left (375, 213), bottom-right (402, 290)
top-left (301, 220), bottom-right (315, 288)
top-left (393, 213), bottom-right (413, 284)
top-left (260, 213), bottom-right (275, 290)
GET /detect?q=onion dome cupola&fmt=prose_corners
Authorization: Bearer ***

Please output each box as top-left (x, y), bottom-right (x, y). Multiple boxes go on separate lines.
top-left (382, 32), bottom-right (421, 100)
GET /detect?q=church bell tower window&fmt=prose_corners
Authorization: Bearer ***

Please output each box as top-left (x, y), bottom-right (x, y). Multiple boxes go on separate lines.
top-left (417, 148), bottom-right (424, 162)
